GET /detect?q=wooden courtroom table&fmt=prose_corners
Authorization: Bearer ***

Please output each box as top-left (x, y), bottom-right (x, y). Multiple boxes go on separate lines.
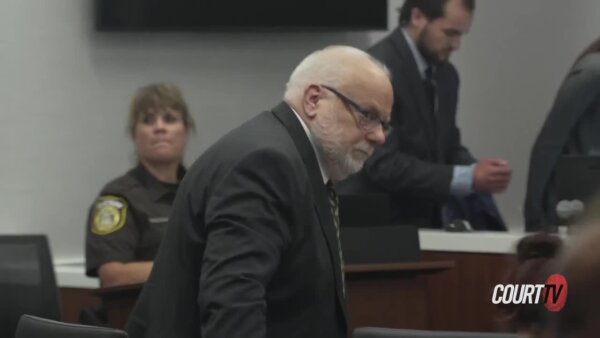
top-left (91, 282), bottom-right (143, 329)
top-left (57, 230), bottom-right (547, 332)
top-left (78, 260), bottom-right (453, 330)
top-left (346, 260), bottom-right (454, 330)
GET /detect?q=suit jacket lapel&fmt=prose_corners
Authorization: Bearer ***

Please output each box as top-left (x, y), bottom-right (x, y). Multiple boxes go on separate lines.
top-left (271, 102), bottom-right (349, 327)
top-left (388, 28), bottom-right (438, 153)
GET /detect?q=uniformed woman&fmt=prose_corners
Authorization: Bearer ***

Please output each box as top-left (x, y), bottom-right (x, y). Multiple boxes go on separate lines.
top-left (85, 82), bottom-right (195, 287)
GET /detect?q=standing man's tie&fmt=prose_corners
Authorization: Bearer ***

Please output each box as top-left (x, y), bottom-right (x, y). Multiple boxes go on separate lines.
top-left (424, 65), bottom-right (438, 116)
top-left (326, 180), bottom-right (345, 297)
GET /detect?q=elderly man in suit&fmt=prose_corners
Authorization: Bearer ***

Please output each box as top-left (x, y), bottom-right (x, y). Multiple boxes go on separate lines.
top-left (125, 45), bottom-right (393, 338)
top-left (340, 0), bottom-right (511, 228)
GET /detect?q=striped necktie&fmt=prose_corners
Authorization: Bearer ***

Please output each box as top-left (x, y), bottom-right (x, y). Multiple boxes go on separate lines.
top-left (326, 180), bottom-right (345, 297)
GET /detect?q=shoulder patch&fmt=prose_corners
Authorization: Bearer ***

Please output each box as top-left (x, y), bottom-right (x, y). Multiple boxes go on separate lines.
top-left (91, 195), bottom-right (128, 235)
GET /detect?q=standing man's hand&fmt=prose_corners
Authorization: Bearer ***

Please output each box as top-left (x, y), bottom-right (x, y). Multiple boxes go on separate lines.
top-left (473, 158), bottom-right (511, 193)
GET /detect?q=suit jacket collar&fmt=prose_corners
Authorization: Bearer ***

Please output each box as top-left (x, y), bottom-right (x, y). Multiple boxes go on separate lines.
top-left (271, 101), bottom-right (349, 329)
top-left (401, 28), bottom-right (429, 79)
top-left (388, 27), bottom-right (439, 155)
top-left (288, 105), bottom-right (329, 183)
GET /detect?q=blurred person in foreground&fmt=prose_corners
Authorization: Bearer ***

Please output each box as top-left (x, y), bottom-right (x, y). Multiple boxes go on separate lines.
top-left (498, 233), bottom-right (563, 338)
top-left (546, 198), bottom-right (600, 338)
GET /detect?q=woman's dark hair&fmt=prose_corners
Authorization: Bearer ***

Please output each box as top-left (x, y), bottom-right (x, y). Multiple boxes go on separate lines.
top-left (499, 233), bottom-right (563, 332)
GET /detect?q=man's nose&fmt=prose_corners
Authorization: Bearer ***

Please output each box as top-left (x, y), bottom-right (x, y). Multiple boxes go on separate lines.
top-left (365, 125), bottom-right (386, 145)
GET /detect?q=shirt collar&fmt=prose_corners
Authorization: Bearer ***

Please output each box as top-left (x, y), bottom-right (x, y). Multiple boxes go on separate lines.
top-left (402, 28), bottom-right (429, 79)
top-left (133, 163), bottom-right (185, 201)
top-left (289, 105), bottom-right (329, 184)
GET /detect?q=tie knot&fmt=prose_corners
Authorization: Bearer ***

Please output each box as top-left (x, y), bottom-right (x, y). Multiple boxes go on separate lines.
top-left (326, 180), bottom-right (338, 206)
top-left (326, 180), bottom-right (337, 195)
top-left (425, 66), bottom-right (436, 81)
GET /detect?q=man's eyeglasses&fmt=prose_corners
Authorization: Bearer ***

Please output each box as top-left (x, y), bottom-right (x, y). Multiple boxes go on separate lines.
top-left (321, 85), bottom-right (391, 135)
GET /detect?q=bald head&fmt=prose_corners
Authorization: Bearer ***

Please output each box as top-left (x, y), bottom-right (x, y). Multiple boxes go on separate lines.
top-left (284, 45), bottom-right (392, 106)
top-left (282, 45), bottom-right (394, 181)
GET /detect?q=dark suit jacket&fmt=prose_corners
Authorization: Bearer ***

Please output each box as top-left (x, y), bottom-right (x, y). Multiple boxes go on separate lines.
top-left (126, 102), bottom-right (348, 338)
top-left (524, 53), bottom-right (600, 231)
top-left (338, 28), bottom-right (474, 227)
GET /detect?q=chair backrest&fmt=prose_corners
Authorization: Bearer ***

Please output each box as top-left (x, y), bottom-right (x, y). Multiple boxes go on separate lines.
top-left (15, 315), bottom-right (128, 338)
top-left (353, 327), bottom-right (518, 338)
top-left (0, 235), bottom-right (61, 338)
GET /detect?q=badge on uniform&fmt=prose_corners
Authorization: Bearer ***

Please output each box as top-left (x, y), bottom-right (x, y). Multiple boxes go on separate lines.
top-left (91, 195), bottom-right (128, 235)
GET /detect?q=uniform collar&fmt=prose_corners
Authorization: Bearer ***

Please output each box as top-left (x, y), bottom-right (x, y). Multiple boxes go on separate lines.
top-left (132, 163), bottom-right (185, 201)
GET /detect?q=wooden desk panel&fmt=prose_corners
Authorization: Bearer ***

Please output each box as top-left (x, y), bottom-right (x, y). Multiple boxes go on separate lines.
top-left (91, 283), bottom-right (142, 329)
top-left (347, 261), bottom-right (454, 330)
top-left (60, 288), bottom-right (100, 323)
top-left (422, 251), bottom-right (514, 332)
top-left (59, 253), bottom-right (514, 333)
top-left (73, 261), bottom-right (452, 330)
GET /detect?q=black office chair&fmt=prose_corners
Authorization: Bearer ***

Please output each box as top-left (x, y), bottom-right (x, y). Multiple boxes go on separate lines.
top-left (353, 327), bottom-right (518, 338)
top-left (0, 235), bottom-right (61, 338)
top-left (14, 315), bottom-right (128, 338)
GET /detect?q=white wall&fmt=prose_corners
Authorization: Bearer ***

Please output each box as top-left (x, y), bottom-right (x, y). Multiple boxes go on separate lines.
top-left (1, 0), bottom-right (599, 261)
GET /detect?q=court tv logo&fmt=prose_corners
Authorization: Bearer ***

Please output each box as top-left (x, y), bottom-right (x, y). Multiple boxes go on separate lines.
top-left (492, 274), bottom-right (568, 312)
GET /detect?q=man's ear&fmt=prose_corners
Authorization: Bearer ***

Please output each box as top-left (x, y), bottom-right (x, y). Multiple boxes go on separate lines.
top-left (410, 7), bottom-right (428, 30)
top-left (303, 84), bottom-right (322, 119)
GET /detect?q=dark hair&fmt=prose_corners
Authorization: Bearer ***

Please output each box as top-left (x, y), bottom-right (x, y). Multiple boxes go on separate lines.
top-left (572, 36), bottom-right (600, 68)
top-left (499, 233), bottom-right (563, 333)
top-left (398, 0), bottom-right (475, 26)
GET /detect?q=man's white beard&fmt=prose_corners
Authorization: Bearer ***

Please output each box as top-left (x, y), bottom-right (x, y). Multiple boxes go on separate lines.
top-left (310, 111), bottom-right (373, 182)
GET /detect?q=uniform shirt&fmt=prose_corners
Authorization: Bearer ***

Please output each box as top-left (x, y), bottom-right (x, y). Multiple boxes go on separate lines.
top-left (85, 164), bottom-right (184, 277)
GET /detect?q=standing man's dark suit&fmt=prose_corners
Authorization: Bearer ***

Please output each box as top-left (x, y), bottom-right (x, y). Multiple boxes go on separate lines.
top-left (339, 28), bottom-right (474, 227)
top-left (125, 102), bottom-right (348, 338)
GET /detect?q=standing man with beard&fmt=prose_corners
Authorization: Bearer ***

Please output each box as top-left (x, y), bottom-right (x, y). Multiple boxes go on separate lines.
top-left (340, 0), bottom-right (511, 228)
top-left (125, 45), bottom-right (393, 338)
